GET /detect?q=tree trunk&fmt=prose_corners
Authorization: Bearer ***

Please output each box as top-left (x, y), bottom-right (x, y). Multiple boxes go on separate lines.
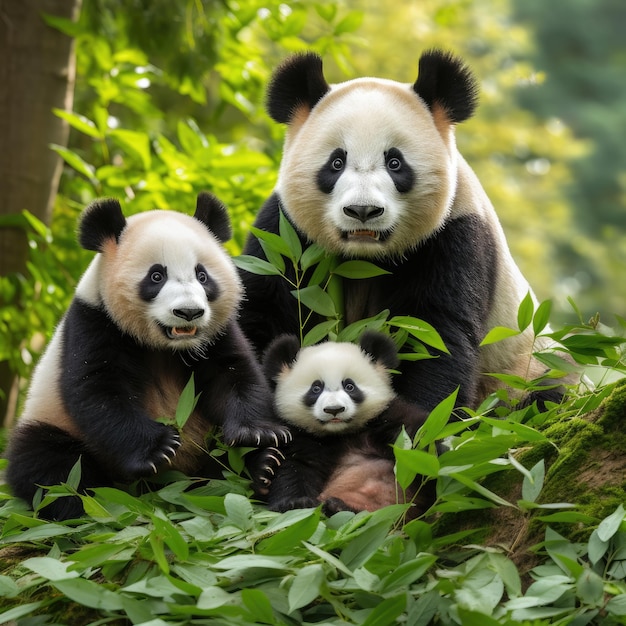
top-left (0, 0), bottom-right (81, 425)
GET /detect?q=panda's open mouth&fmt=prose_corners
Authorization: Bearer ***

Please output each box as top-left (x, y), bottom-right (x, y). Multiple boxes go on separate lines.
top-left (165, 326), bottom-right (198, 339)
top-left (341, 229), bottom-right (390, 243)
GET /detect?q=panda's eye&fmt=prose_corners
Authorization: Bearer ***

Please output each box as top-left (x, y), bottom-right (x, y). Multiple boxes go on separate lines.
top-left (387, 158), bottom-right (401, 171)
top-left (343, 378), bottom-right (356, 393)
top-left (311, 380), bottom-right (324, 394)
top-left (331, 157), bottom-right (345, 171)
top-left (196, 268), bottom-right (208, 284)
top-left (150, 265), bottom-right (167, 284)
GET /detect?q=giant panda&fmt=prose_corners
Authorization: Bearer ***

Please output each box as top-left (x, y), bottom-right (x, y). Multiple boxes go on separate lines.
top-left (238, 49), bottom-right (562, 417)
top-left (6, 192), bottom-right (289, 520)
top-left (256, 331), bottom-right (431, 517)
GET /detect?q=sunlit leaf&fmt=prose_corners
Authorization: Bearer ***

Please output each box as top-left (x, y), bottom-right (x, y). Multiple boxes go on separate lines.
top-left (293, 285), bottom-right (337, 317)
top-left (233, 254), bottom-right (284, 276)
top-left (480, 326), bottom-right (520, 346)
top-left (517, 291), bottom-right (535, 331)
top-left (333, 260), bottom-right (390, 279)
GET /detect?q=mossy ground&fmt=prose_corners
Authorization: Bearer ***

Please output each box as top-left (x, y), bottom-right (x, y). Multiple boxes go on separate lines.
top-left (437, 380), bottom-right (626, 577)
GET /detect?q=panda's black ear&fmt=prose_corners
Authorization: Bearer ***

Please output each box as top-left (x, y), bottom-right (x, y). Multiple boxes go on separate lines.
top-left (194, 192), bottom-right (232, 243)
top-left (262, 334), bottom-right (301, 387)
top-left (78, 198), bottom-right (127, 252)
top-left (267, 52), bottom-right (330, 124)
top-left (412, 49), bottom-right (479, 124)
top-left (359, 331), bottom-right (399, 370)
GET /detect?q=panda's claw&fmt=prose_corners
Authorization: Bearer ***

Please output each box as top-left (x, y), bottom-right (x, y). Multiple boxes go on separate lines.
top-left (150, 462), bottom-right (158, 474)
top-left (164, 445), bottom-right (178, 458)
top-left (264, 465), bottom-right (275, 477)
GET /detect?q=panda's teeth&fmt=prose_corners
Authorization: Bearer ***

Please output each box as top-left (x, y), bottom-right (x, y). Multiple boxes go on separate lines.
top-left (347, 230), bottom-right (380, 241)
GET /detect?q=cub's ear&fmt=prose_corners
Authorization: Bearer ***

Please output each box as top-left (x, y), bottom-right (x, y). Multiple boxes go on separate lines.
top-left (359, 331), bottom-right (399, 371)
top-left (194, 191), bottom-right (232, 243)
top-left (412, 49), bottom-right (479, 124)
top-left (266, 52), bottom-right (330, 124)
top-left (79, 198), bottom-right (127, 252)
top-left (262, 334), bottom-right (302, 387)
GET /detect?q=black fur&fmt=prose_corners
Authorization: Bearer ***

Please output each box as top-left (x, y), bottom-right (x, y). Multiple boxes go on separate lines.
top-left (239, 194), bottom-right (498, 413)
top-left (384, 148), bottom-right (415, 193)
top-left (194, 191), bottom-right (232, 244)
top-left (412, 49), bottom-right (479, 124)
top-left (266, 52), bottom-right (330, 124)
top-left (79, 198), bottom-right (127, 251)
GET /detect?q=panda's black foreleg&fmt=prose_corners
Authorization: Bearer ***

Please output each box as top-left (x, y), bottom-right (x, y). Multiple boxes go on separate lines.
top-left (5, 422), bottom-right (112, 520)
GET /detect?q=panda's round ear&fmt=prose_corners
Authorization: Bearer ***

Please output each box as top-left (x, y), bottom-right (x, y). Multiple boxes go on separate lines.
top-left (194, 192), bottom-right (232, 243)
top-left (359, 331), bottom-right (399, 370)
top-left (78, 198), bottom-right (127, 252)
top-left (267, 52), bottom-right (330, 124)
top-left (262, 334), bottom-right (301, 387)
top-left (412, 49), bottom-right (479, 124)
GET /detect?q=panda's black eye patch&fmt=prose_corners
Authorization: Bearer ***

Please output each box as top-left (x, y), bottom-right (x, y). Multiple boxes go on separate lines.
top-left (343, 378), bottom-right (365, 403)
top-left (196, 264), bottom-right (220, 301)
top-left (140, 264), bottom-right (167, 301)
top-left (384, 148), bottom-right (415, 193)
top-left (317, 148), bottom-right (347, 194)
top-left (303, 379), bottom-right (325, 407)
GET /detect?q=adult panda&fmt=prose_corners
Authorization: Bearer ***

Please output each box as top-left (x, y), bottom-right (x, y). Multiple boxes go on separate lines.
top-left (6, 192), bottom-right (289, 520)
top-left (256, 331), bottom-right (431, 517)
top-left (239, 49), bottom-right (560, 419)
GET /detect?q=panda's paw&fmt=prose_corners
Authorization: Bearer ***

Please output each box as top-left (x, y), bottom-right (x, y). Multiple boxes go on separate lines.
top-left (252, 446), bottom-right (285, 494)
top-left (125, 426), bottom-right (181, 477)
top-left (322, 497), bottom-right (359, 516)
top-left (224, 423), bottom-right (292, 448)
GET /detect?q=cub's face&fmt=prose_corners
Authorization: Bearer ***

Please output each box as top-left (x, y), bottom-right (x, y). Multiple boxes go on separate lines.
top-left (85, 211), bottom-right (242, 352)
top-left (274, 342), bottom-right (395, 436)
top-left (276, 79), bottom-right (456, 260)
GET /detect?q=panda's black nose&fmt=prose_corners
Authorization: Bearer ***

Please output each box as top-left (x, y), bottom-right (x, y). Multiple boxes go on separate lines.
top-left (173, 307), bottom-right (204, 321)
top-left (324, 405), bottom-right (346, 417)
top-left (343, 205), bottom-right (384, 223)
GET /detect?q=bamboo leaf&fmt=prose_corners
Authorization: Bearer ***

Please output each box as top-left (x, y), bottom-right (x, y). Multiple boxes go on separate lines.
top-left (233, 254), bottom-right (284, 276)
top-left (288, 564), bottom-right (324, 612)
top-left (333, 260), bottom-right (390, 279)
top-left (293, 285), bottom-right (337, 317)
top-left (517, 291), bottom-right (535, 331)
top-left (279, 210), bottom-right (303, 261)
top-left (50, 144), bottom-right (96, 181)
top-left (533, 299), bottom-right (553, 335)
top-left (53, 109), bottom-right (103, 139)
top-left (480, 326), bottom-right (520, 346)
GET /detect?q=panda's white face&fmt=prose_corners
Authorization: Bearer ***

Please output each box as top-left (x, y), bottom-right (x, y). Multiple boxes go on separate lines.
top-left (276, 78), bottom-right (457, 259)
top-left (77, 211), bottom-right (242, 352)
top-left (274, 341), bottom-right (395, 436)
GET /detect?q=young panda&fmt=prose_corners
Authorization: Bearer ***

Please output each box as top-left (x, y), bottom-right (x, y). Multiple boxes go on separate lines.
top-left (238, 50), bottom-right (564, 422)
top-left (6, 192), bottom-right (289, 520)
top-left (256, 331), bottom-right (431, 517)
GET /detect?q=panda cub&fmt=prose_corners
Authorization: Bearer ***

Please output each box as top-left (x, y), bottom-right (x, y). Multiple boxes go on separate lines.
top-left (259, 331), bottom-right (430, 516)
top-left (6, 192), bottom-right (288, 520)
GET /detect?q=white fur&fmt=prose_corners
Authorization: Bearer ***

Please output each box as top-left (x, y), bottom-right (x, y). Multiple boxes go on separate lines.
top-left (274, 341), bottom-right (394, 435)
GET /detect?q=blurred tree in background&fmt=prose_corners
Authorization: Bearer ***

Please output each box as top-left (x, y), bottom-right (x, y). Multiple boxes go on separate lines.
top-left (1, 0), bottom-right (624, 425)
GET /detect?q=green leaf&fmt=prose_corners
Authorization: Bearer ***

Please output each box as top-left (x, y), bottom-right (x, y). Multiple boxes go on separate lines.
top-left (150, 514), bottom-right (189, 562)
top-left (110, 129), bottom-right (152, 170)
top-left (390, 316), bottom-right (449, 354)
top-left (449, 473), bottom-right (515, 508)
top-left (480, 326), bottom-right (520, 346)
top-left (596, 504), bottom-right (625, 541)
top-left (302, 319), bottom-right (339, 346)
top-left (288, 564), bottom-right (324, 612)
top-left (333, 260), bottom-right (391, 279)
top-left (257, 508), bottom-right (320, 555)
top-left (533, 299), bottom-right (553, 335)
top-left (50, 144), bottom-right (96, 181)
top-left (23, 557), bottom-right (81, 581)
top-left (360, 594), bottom-right (406, 626)
top-left (175, 373), bottom-right (199, 429)
top-left (606, 594), bottom-right (626, 616)
top-left (380, 553), bottom-right (437, 592)
top-left (53, 109), bottom-right (103, 139)
top-left (279, 210), bottom-right (303, 261)
top-left (250, 225), bottom-right (294, 259)
top-left (0, 603), bottom-right (45, 623)
top-left (394, 448), bottom-right (440, 488)
top-left (334, 11), bottom-right (364, 35)
top-left (340, 521), bottom-right (393, 569)
top-left (52, 578), bottom-right (124, 610)
top-left (233, 254), bottom-right (283, 276)
top-left (241, 588), bottom-right (275, 623)
top-left (300, 243), bottom-right (326, 271)
top-left (224, 493), bottom-right (254, 531)
top-left (576, 568), bottom-right (604, 606)
top-left (488, 552), bottom-right (522, 599)
top-left (517, 291), bottom-right (535, 331)
top-left (414, 389), bottom-right (458, 448)
top-left (293, 285), bottom-right (337, 317)
top-left (520, 459), bottom-right (545, 503)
